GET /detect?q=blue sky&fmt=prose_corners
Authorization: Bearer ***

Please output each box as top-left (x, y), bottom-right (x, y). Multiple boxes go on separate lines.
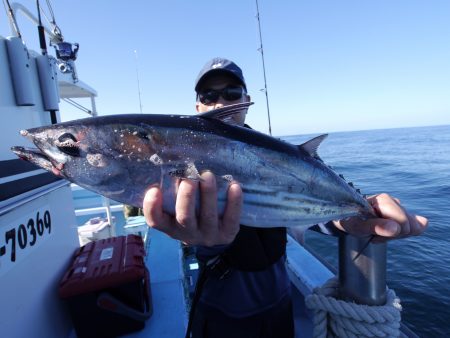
top-left (4, 0), bottom-right (450, 136)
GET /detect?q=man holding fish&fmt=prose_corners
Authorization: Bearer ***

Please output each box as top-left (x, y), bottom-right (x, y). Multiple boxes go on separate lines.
top-left (12, 56), bottom-right (429, 338)
top-left (142, 58), bottom-right (428, 338)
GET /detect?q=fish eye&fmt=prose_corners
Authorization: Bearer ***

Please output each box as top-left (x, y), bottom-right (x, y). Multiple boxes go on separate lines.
top-left (56, 132), bottom-right (80, 157)
top-left (136, 131), bottom-right (149, 140)
top-left (58, 132), bottom-right (78, 143)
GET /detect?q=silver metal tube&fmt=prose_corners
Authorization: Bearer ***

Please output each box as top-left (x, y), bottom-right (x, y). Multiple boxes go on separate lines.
top-left (339, 233), bottom-right (387, 305)
top-left (102, 197), bottom-right (116, 237)
top-left (90, 96), bottom-right (97, 116)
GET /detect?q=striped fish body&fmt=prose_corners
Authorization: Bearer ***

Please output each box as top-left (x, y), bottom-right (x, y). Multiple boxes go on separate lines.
top-left (12, 114), bottom-right (372, 229)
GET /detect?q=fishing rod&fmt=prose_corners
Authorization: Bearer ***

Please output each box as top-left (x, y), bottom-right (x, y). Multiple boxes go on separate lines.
top-left (36, 0), bottom-right (48, 55)
top-left (44, 0), bottom-right (63, 39)
top-left (3, 0), bottom-right (22, 38)
top-left (255, 0), bottom-right (272, 136)
top-left (35, 0), bottom-right (59, 124)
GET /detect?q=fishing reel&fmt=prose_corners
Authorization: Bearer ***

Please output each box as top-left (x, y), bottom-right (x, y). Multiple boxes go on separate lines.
top-left (53, 41), bottom-right (79, 61)
top-left (51, 41), bottom-right (79, 81)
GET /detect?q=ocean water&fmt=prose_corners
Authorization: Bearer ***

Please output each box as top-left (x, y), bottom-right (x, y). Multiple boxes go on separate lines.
top-left (283, 125), bottom-right (450, 337)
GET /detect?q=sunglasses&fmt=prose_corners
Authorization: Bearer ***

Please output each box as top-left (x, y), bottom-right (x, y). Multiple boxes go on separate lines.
top-left (198, 86), bottom-right (246, 104)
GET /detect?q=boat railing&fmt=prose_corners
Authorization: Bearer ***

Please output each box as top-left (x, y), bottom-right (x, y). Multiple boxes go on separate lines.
top-left (8, 2), bottom-right (60, 40)
top-left (71, 184), bottom-right (120, 236)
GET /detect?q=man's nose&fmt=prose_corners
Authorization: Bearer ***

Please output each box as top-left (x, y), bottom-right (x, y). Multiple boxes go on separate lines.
top-left (213, 96), bottom-right (228, 109)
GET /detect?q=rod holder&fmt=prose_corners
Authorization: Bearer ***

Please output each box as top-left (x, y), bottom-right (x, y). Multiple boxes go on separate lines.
top-left (339, 233), bottom-right (387, 305)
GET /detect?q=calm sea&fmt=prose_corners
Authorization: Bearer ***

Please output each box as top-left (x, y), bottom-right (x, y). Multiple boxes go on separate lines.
top-left (283, 124), bottom-right (450, 337)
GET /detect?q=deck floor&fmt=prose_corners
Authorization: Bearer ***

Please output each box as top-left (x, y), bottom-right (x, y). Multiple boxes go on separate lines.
top-left (123, 227), bottom-right (187, 337)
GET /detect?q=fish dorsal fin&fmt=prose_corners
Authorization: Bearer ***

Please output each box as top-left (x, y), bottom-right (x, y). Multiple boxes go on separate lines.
top-left (298, 134), bottom-right (328, 159)
top-left (198, 102), bottom-right (254, 122)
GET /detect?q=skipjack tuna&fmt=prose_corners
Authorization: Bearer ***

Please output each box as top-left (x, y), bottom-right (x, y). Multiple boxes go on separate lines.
top-left (12, 103), bottom-right (373, 229)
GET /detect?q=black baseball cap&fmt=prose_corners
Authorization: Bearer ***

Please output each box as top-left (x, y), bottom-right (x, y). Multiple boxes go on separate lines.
top-left (195, 57), bottom-right (247, 92)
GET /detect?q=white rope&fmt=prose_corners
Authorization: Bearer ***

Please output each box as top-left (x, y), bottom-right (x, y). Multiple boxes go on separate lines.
top-left (305, 278), bottom-right (402, 338)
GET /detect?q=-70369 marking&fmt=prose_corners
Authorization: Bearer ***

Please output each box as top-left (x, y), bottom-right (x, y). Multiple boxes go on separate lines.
top-left (0, 210), bottom-right (51, 263)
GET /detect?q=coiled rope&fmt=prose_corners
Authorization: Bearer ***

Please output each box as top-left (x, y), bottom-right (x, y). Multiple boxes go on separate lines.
top-left (305, 278), bottom-right (402, 338)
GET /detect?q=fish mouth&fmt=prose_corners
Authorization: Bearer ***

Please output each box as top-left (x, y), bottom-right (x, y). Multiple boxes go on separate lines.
top-left (11, 146), bottom-right (64, 176)
top-left (12, 146), bottom-right (47, 161)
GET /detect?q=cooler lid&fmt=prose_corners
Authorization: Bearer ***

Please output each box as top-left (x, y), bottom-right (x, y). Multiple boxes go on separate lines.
top-left (59, 235), bottom-right (146, 298)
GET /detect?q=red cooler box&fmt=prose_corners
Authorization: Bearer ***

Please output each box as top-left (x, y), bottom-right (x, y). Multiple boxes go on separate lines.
top-left (59, 235), bottom-right (152, 337)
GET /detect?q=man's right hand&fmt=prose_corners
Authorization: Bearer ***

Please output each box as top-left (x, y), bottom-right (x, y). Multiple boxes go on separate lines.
top-left (143, 171), bottom-right (242, 246)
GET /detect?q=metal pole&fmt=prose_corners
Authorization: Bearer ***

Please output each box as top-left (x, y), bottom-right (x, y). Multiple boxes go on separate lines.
top-left (10, 3), bottom-right (57, 39)
top-left (102, 197), bottom-right (116, 237)
top-left (90, 96), bottom-right (97, 116)
top-left (339, 233), bottom-right (387, 305)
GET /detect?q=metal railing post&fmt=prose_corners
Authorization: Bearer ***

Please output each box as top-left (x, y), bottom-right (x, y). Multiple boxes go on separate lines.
top-left (339, 233), bottom-right (387, 305)
top-left (102, 197), bottom-right (116, 237)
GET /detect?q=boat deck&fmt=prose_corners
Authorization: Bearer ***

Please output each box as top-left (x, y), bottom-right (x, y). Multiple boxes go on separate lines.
top-left (116, 217), bottom-right (335, 338)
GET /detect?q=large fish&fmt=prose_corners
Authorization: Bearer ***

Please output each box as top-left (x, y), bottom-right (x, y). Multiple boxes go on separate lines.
top-left (11, 103), bottom-right (373, 229)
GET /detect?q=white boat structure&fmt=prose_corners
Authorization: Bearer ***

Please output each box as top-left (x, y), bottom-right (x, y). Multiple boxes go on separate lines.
top-left (0, 2), bottom-right (417, 337)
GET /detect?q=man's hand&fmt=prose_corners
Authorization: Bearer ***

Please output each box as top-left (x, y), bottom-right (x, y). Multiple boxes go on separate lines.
top-left (334, 193), bottom-right (428, 241)
top-left (143, 171), bottom-right (242, 246)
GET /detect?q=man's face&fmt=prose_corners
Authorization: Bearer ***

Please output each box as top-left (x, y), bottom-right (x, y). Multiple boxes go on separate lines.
top-left (196, 73), bottom-right (250, 126)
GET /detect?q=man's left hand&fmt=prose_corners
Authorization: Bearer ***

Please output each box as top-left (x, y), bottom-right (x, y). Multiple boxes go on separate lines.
top-left (333, 193), bottom-right (428, 241)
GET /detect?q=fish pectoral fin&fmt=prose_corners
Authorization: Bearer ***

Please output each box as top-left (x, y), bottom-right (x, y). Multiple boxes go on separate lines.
top-left (198, 102), bottom-right (254, 122)
top-left (167, 162), bottom-right (202, 181)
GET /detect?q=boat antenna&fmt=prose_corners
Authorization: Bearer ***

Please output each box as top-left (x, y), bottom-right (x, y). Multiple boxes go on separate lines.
top-left (134, 50), bottom-right (143, 114)
top-left (255, 0), bottom-right (272, 135)
top-left (2, 0), bottom-right (22, 38)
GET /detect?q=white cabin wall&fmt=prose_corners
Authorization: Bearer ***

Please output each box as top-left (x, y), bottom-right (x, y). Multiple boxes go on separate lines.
top-left (0, 37), bottom-right (55, 160)
top-left (0, 31), bottom-right (85, 337)
top-left (0, 186), bottom-right (79, 338)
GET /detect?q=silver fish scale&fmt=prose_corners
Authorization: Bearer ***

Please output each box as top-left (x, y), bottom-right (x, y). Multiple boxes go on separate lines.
top-left (149, 125), bottom-right (370, 229)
